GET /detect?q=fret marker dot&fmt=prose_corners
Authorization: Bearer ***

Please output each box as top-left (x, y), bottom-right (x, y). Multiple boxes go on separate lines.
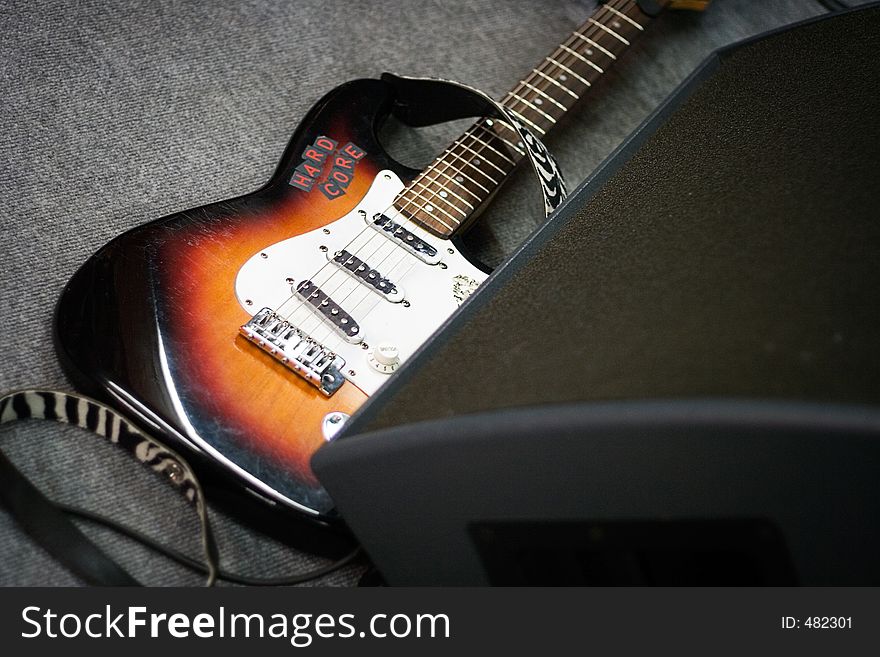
top-left (586, 49), bottom-right (593, 56)
top-left (613, 21), bottom-right (621, 29)
top-left (559, 74), bottom-right (567, 82)
top-left (486, 119), bottom-right (494, 126)
top-left (425, 204), bottom-right (434, 212)
top-left (455, 175), bottom-right (464, 182)
top-left (534, 98), bottom-right (543, 105)
top-left (439, 190), bottom-right (448, 198)
top-left (473, 158), bottom-right (481, 165)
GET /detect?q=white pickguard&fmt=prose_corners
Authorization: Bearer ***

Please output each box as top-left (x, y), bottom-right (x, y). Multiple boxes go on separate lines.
top-left (235, 170), bottom-right (488, 396)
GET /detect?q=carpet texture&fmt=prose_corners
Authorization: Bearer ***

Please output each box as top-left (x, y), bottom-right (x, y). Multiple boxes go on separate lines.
top-left (0, 0), bottom-right (852, 585)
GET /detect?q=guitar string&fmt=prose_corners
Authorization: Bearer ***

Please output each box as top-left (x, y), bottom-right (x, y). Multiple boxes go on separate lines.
top-left (267, 0), bottom-right (639, 351)
top-left (344, 0), bottom-right (638, 261)
top-left (272, 0), bottom-right (638, 352)
top-left (290, 0), bottom-right (636, 293)
top-left (296, 0), bottom-right (640, 348)
top-left (274, 0), bottom-right (638, 350)
top-left (390, 0), bottom-right (638, 231)
top-left (303, 37), bottom-right (641, 355)
top-left (274, 3), bottom-right (635, 351)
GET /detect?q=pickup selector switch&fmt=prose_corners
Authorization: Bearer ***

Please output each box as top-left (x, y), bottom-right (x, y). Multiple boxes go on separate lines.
top-left (367, 342), bottom-right (400, 374)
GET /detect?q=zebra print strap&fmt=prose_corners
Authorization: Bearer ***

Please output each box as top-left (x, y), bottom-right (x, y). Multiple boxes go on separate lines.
top-left (382, 72), bottom-right (569, 216)
top-left (0, 389), bottom-right (219, 586)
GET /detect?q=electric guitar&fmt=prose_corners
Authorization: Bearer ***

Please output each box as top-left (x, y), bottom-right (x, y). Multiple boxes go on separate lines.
top-left (55, 0), bottom-right (705, 527)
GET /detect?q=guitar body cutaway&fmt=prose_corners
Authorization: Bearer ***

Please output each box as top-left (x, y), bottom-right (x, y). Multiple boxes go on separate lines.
top-left (55, 79), bottom-right (433, 525)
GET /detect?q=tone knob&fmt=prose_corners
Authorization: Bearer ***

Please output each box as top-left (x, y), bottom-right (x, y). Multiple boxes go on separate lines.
top-left (367, 341), bottom-right (401, 373)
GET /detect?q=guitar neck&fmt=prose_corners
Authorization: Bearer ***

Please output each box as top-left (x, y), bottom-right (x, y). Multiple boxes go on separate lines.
top-left (393, 0), bottom-right (664, 237)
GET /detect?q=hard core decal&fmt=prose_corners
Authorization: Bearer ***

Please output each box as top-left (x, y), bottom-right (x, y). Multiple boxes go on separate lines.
top-left (288, 135), bottom-right (367, 200)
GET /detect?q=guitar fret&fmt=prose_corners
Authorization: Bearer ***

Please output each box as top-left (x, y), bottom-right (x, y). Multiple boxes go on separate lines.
top-left (489, 119), bottom-right (522, 142)
top-left (544, 57), bottom-right (591, 87)
top-left (532, 68), bottom-right (579, 99)
top-left (430, 201), bottom-right (465, 225)
top-left (408, 179), bottom-right (470, 217)
top-left (558, 44), bottom-right (604, 74)
top-left (478, 121), bottom-right (525, 155)
top-left (405, 189), bottom-right (464, 225)
top-left (400, 194), bottom-right (455, 231)
top-left (604, 5), bottom-right (645, 31)
top-left (571, 31), bottom-right (616, 60)
top-left (520, 80), bottom-right (569, 112)
top-left (415, 172), bottom-right (476, 209)
top-left (506, 91), bottom-right (558, 125)
top-left (419, 212), bottom-right (455, 232)
top-left (393, 0), bottom-right (658, 237)
top-left (466, 127), bottom-right (518, 164)
top-left (437, 150), bottom-right (494, 192)
top-left (503, 107), bottom-right (546, 135)
top-left (588, 17), bottom-right (630, 45)
top-left (426, 167), bottom-right (484, 203)
top-left (453, 139), bottom-right (509, 176)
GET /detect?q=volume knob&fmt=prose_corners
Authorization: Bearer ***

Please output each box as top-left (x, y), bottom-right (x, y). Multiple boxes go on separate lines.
top-left (368, 342), bottom-right (400, 374)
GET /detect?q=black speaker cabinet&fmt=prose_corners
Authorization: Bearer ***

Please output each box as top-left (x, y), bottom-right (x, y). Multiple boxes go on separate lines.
top-left (313, 5), bottom-right (880, 585)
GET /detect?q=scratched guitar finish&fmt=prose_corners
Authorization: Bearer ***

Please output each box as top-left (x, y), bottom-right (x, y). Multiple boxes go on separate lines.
top-left (56, 1), bottom-right (692, 523)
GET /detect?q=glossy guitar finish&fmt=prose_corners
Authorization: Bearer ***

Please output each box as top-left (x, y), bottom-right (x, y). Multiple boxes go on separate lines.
top-left (56, 79), bottom-right (435, 521)
top-left (234, 170), bottom-right (489, 400)
top-left (55, 1), bottom-right (684, 527)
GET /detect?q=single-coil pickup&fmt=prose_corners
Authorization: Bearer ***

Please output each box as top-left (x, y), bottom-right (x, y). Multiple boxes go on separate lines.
top-left (369, 213), bottom-right (441, 265)
top-left (295, 280), bottom-right (362, 343)
top-left (330, 249), bottom-right (403, 302)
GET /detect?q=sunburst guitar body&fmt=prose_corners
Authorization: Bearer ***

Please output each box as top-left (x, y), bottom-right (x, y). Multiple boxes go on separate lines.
top-left (55, 1), bottom-right (694, 529)
top-left (56, 78), bottom-right (487, 524)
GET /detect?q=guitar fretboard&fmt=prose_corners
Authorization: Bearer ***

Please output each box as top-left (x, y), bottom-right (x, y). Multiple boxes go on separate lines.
top-left (393, 0), bottom-right (658, 237)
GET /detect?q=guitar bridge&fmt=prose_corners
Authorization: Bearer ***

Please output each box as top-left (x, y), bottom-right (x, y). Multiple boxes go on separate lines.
top-left (239, 307), bottom-right (346, 396)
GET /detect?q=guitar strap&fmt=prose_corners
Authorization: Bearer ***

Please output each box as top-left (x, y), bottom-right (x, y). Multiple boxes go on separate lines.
top-left (1, 77), bottom-right (565, 586)
top-left (0, 389), bottom-right (219, 586)
top-left (382, 73), bottom-right (568, 217)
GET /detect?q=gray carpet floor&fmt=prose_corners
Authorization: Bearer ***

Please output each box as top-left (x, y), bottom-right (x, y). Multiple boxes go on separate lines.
top-left (0, 0), bottom-right (859, 585)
